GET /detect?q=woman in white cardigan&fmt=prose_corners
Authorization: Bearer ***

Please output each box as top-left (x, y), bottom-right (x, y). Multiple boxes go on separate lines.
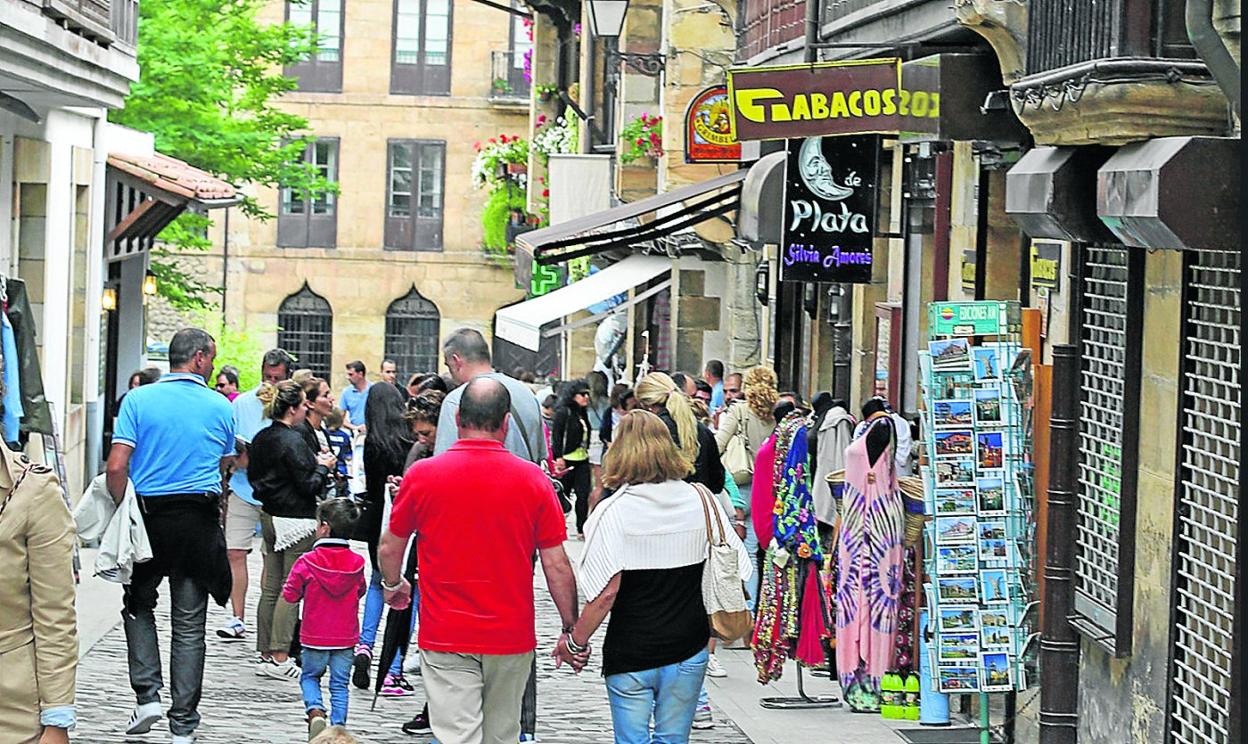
top-left (569, 410), bottom-right (752, 744)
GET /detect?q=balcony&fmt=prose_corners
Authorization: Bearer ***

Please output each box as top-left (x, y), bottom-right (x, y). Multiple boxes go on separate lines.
top-left (490, 50), bottom-right (531, 103)
top-left (738, 0), bottom-right (805, 62)
top-left (111, 0), bottom-right (138, 48)
top-left (817, 0), bottom-right (969, 59)
top-left (42, 0), bottom-right (113, 43)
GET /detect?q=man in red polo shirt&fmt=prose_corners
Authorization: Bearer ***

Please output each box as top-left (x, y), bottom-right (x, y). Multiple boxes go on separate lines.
top-left (379, 378), bottom-right (584, 744)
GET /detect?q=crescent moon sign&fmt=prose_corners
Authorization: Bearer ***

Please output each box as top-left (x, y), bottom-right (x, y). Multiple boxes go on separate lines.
top-left (798, 137), bottom-right (854, 201)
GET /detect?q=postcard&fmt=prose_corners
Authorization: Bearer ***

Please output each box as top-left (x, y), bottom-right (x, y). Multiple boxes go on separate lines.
top-left (935, 488), bottom-right (977, 515)
top-left (974, 388), bottom-right (1003, 426)
top-left (930, 338), bottom-right (972, 370)
top-left (936, 544), bottom-right (978, 573)
top-left (938, 666), bottom-right (980, 694)
top-left (979, 608), bottom-right (1012, 630)
top-left (934, 458), bottom-right (976, 487)
top-left (932, 399), bottom-right (974, 428)
top-left (937, 575), bottom-right (980, 605)
top-left (978, 520), bottom-right (1007, 542)
top-left (977, 476), bottom-right (1006, 514)
top-left (973, 346), bottom-right (1001, 381)
top-left (935, 430), bottom-right (975, 458)
top-left (980, 651), bottom-right (1013, 692)
top-left (935, 373), bottom-right (972, 400)
top-left (938, 632), bottom-right (979, 663)
top-left (977, 431), bottom-right (1004, 469)
top-left (979, 537), bottom-right (1009, 563)
top-left (935, 516), bottom-right (977, 545)
top-left (981, 623), bottom-right (1012, 650)
top-left (980, 569), bottom-right (1009, 605)
top-left (938, 606), bottom-right (979, 633)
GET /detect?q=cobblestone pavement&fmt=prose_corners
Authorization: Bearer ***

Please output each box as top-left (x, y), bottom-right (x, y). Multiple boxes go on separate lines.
top-left (76, 545), bottom-right (752, 743)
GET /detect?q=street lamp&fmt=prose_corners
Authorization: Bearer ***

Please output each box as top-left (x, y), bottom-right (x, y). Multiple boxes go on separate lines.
top-left (586, 0), bottom-right (629, 38)
top-left (142, 272), bottom-right (158, 297)
top-left (586, 0), bottom-right (665, 76)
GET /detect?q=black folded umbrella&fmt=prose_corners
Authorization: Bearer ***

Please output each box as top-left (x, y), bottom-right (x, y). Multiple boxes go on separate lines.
top-left (371, 538), bottom-right (419, 710)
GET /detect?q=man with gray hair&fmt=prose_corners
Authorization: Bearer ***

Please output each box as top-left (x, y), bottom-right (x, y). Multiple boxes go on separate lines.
top-left (432, 329), bottom-right (549, 740)
top-left (381, 378), bottom-right (583, 744)
top-left (106, 328), bottom-right (237, 744)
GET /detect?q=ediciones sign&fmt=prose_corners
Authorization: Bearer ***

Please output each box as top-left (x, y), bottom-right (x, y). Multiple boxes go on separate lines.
top-left (727, 58), bottom-right (940, 141)
top-left (780, 135), bottom-right (879, 284)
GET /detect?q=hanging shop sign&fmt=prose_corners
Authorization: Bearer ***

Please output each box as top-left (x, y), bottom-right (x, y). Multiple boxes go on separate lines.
top-left (779, 135), bottom-right (880, 283)
top-left (1029, 240), bottom-right (1062, 290)
top-left (929, 301), bottom-right (1022, 337)
top-left (684, 86), bottom-right (742, 163)
top-left (726, 58), bottom-right (905, 141)
top-left (920, 300), bottom-right (1034, 695)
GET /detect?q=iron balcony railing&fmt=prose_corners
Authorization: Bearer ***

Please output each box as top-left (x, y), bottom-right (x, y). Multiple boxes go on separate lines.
top-left (490, 50), bottom-right (531, 101)
top-left (111, 0), bottom-right (138, 47)
top-left (41, 0), bottom-right (112, 42)
top-left (1026, 0), bottom-right (1195, 75)
top-left (822, 0), bottom-right (876, 20)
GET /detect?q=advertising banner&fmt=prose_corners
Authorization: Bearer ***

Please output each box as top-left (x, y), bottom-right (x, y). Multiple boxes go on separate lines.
top-left (727, 58), bottom-right (904, 141)
top-left (779, 135), bottom-right (880, 283)
top-left (1029, 240), bottom-right (1062, 289)
top-left (684, 86), bottom-right (741, 163)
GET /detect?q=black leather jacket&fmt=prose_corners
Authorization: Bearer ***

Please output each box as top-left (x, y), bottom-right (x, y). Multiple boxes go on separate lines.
top-left (550, 405), bottom-right (590, 460)
top-left (248, 421), bottom-right (329, 519)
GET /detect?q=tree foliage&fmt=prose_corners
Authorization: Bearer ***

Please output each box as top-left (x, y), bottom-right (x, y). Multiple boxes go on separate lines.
top-left (111, 0), bottom-right (336, 309)
top-left (190, 308), bottom-right (275, 391)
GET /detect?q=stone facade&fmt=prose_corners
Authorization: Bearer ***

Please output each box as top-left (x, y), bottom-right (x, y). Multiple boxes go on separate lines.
top-left (164, 0), bottom-right (530, 390)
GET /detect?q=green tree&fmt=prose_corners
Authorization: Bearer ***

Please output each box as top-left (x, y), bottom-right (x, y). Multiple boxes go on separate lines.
top-left (191, 308), bottom-right (274, 391)
top-left (111, 0), bottom-right (335, 309)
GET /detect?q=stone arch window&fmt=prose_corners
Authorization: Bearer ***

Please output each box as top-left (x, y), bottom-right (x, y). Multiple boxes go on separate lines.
top-left (384, 286), bottom-right (441, 380)
top-left (277, 283), bottom-right (334, 381)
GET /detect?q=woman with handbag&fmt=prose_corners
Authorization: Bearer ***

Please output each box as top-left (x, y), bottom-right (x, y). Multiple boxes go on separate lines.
top-left (550, 378), bottom-right (594, 538)
top-left (569, 411), bottom-right (752, 744)
top-left (714, 366), bottom-right (778, 608)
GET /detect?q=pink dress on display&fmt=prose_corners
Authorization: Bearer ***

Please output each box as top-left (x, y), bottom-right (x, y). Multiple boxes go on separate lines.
top-left (834, 416), bottom-right (905, 696)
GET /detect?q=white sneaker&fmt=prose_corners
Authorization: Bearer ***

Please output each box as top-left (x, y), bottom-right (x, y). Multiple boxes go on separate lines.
top-left (256, 657), bottom-right (301, 681)
top-left (403, 654), bottom-right (422, 674)
top-left (171, 735), bottom-right (196, 744)
top-left (216, 616), bottom-right (246, 642)
top-left (705, 654), bottom-right (727, 678)
top-left (692, 704), bottom-right (714, 729)
top-left (125, 702), bottom-right (162, 735)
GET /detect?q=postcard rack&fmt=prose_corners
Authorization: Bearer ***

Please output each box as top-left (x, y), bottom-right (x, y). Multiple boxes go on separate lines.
top-left (918, 301), bottom-right (1035, 720)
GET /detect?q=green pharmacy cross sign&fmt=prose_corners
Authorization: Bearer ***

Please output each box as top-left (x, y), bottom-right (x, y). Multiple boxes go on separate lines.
top-left (928, 301), bottom-right (1020, 337)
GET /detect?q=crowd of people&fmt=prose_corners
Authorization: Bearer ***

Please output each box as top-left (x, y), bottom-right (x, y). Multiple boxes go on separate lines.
top-left (6, 322), bottom-right (922, 744)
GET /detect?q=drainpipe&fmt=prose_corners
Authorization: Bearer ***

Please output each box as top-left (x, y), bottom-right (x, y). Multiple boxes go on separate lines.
top-left (84, 113), bottom-right (108, 478)
top-left (1038, 342), bottom-right (1081, 744)
top-left (803, 0), bottom-right (818, 64)
top-left (1187, 0), bottom-right (1240, 120)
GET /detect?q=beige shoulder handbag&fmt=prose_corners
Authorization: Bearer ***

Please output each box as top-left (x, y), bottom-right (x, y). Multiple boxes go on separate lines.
top-left (694, 484), bottom-right (753, 642)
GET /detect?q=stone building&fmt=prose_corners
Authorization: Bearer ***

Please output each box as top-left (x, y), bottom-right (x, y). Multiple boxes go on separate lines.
top-left (165, 0), bottom-right (534, 389)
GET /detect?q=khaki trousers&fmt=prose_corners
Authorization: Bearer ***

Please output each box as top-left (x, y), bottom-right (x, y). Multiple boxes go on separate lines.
top-left (420, 649), bottom-right (534, 744)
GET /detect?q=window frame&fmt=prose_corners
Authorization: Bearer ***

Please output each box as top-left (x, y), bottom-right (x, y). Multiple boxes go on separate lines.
top-left (285, 0), bottom-right (346, 93)
top-left (276, 282), bottom-right (335, 382)
top-left (389, 0), bottom-right (454, 96)
top-left (383, 286), bottom-right (442, 380)
top-left (384, 138), bottom-right (445, 251)
top-left (1068, 242), bottom-right (1146, 658)
top-left (278, 137), bottom-right (340, 249)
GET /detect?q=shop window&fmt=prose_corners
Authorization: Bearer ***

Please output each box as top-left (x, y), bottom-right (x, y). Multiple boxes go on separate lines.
top-left (1169, 248), bottom-right (1240, 744)
top-left (384, 140), bottom-right (444, 251)
top-left (1070, 244), bottom-right (1145, 657)
top-left (383, 286), bottom-right (441, 380)
top-left (278, 138), bottom-right (339, 248)
top-left (286, 0), bottom-right (345, 92)
top-left (391, 0), bottom-right (452, 95)
top-left (277, 283), bottom-right (334, 381)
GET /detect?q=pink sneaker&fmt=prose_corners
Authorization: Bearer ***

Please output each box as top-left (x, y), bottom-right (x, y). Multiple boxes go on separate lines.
top-left (380, 672), bottom-right (414, 697)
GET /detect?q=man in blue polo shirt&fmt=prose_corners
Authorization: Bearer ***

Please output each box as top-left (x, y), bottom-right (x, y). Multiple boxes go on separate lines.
top-left (217, 348), bottom-right (294, 643)
top-left (339, 360), bottom-right (371, 434)
top-left (106, 328), bottom-right (236, 744)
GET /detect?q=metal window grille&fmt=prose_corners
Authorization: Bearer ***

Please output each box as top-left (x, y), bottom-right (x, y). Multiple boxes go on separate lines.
top-left (277, 284), bottom-right (334, 382)
top-left (1170, 248), bottom-right (1240, 744)
top-left (384, 287), bottom-right (441, 381)
top-left (1072, 244), bottom-right (1142, 655)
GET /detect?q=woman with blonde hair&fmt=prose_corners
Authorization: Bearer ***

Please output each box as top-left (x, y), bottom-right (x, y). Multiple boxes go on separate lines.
top-left (714, 365), bottom-right (778, 608)
top-left (248, 380), bottom-right (338, 681)
top-left (569, 410), bottom-right (751, 743)
top-left (633, 372), bottom-right (725, 494)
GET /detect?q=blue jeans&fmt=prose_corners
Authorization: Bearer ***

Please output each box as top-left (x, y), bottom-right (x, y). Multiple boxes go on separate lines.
top-left (301, 648), bottom-right (353, 725)
top-left (359, 569), bottom-right (412, 676)
top-left (741, 486), bottom-right (759, 611)
top-left (604, 648), bottom-right (708, 744)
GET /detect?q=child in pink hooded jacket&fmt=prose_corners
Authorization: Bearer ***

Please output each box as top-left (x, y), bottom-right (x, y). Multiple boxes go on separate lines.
top-left (282, 498), bottom-right (367, 739)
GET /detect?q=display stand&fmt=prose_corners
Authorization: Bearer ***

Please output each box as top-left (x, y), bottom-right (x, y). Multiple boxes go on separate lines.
top-left (918, 301), bottom-right (1035, 709)
top-left (759, 663), bottom-right (840, 709)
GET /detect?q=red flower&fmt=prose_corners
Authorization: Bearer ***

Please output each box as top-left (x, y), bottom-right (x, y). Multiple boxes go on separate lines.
top-left (649, 133), bottom-right (660, 144)
top-left (489, 137), bottom-right (497, 144)
top-left (636, 137), bottom-right (645, 145)
top-left (542, 189), bottom-right (550, 197)
top-left (500, 134), bottom-right (509, 143)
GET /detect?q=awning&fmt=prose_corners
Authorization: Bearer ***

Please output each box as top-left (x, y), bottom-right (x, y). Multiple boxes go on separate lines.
top-left (515, 170), bottom-right (745, 265)
top-left (1005, 146), bottom-right (1115, 243)
top-left (1097, 136), bottom-right (1239, 251)
top-left (737, 151), bottom-right (787, 245)
top-left (495, 254), bottom-right (671, 351)
top-left (105, 151), bottom-right (239, 261)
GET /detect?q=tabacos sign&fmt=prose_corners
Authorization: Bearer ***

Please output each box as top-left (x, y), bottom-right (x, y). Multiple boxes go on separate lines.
top-left (727, 58), bottom-right (939, 141)
top-left (780, 135), bottom-right (880, 284)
